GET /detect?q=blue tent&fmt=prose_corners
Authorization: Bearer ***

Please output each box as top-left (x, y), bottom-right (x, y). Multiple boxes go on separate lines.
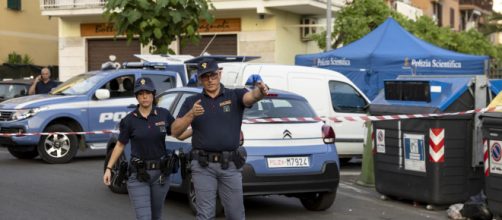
top-left (295, 17), bottom-right (489, 100)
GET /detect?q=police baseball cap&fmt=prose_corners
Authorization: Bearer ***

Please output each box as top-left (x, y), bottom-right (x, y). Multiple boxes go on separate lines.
top-left (197, 59), bottom-right (219, 76)
top-left (133, 77), bottom-right (156, 94)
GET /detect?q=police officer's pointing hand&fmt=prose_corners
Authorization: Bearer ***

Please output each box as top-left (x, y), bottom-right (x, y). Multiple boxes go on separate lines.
top-left (191, 99), bottom-right (204, 117)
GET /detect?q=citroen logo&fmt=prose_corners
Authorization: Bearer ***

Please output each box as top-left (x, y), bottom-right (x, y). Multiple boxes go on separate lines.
top-left (283, 129), bottom-right (292, 139)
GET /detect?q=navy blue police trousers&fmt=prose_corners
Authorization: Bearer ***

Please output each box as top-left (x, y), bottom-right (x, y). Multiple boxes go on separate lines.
top-left (191, 160), bottom-right (245, 220)
top-left (127, 170), bottom-right (170, 220)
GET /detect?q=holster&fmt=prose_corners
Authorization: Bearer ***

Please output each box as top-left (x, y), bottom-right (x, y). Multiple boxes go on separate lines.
top-left (160, 153), bottom-right (179, 176)
top-left (130, 157), bottom-right (150, 182)
top-left (233, 146), bottom-right (247, 169)
top-left (179, 149), bottom-right (191, 180)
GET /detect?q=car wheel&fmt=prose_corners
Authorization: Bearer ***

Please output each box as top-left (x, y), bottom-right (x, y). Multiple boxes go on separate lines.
top-left (300, 191), bottom-right (336, 211)
top-left (37, 124), bottom-right (79, 164)
top-left (7, 146), bottom-right (38, 159)
top-left (104, 147), bottom-right (128, 194)
top-left (186, 175), bottom-right (224, 216)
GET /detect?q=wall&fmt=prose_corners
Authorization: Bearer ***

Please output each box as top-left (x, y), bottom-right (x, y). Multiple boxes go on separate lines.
top-left (0, 1), bottom-right (58, 66)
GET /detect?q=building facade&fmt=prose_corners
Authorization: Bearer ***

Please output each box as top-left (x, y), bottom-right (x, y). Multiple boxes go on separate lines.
top-left (0, 0), bottom-right (58, 66)
top-left (40, 0), bottom-right (343, 81)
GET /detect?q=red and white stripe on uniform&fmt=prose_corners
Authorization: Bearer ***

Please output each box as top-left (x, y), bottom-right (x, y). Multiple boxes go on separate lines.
top-left (429, 128), bottom-right (445, 163)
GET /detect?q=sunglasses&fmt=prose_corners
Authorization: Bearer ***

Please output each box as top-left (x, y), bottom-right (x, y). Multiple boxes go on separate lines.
top-left (199, 72), bottom-right (219, 81)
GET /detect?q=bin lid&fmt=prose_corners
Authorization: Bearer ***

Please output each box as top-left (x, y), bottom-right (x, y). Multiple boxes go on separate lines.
top-left (371, 76), bottom-right (472, 112)
top-left (489, 79), bottom-right (502, 96)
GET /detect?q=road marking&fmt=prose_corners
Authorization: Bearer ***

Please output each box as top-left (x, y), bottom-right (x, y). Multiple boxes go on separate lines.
top-left (337, 189), bottom-right (444, 219)
top-left (340, 170), bottom-right (361, 176)
top-left (339, 182), bottom-right (364, 194)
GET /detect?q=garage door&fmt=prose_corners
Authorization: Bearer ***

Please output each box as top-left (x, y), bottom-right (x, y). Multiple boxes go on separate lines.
top-left (180, 34), bottom-right (237, 56)
top-left (87, 39), bottom-right (141, 71)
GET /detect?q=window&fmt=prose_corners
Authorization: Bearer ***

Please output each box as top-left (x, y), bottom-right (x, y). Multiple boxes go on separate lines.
top-left (157, 93), bottom-right (178, 111)
top-left (450, 8), bottom-right (455, 29)
top-left (143, 74), bottom-right (176, 94)
top-left (244, 98), bottom-right (316, 119)
top-left (173, 93), bottom-right (196, 117)
top-left (329, 81), bottom-right (368, 113)
top-left (432, 1), bottom-right (443, 27)
top-left (7, 0), bottom-right (21, 11)
top-left (100, 75), bottom-right (135, 99)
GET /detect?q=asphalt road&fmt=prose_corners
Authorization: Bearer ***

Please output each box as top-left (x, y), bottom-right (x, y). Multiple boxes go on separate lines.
top-left (0, 149), bottom-right (448, 220)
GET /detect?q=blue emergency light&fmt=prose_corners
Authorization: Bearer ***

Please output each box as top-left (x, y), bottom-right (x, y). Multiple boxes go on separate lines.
top-left (245, 74), bottom-right (263, 86)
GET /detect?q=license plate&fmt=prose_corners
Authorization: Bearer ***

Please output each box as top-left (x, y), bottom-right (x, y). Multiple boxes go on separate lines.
top-left (267, 156), bottom-right (310, 168)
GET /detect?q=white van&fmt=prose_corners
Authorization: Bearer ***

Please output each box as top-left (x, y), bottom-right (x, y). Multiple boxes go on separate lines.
top-left (219, 62), bottom-right (370, 160)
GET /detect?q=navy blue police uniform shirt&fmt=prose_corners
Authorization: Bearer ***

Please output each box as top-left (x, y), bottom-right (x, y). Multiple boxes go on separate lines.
top-left (177, 84), bottom-right (248, 152)
top-left (118, 107), bottom-right (175, 160)
top-left (35, 80), bottom-right (59, 94)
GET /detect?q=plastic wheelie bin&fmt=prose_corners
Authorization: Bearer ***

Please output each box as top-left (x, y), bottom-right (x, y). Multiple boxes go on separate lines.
top-left (369, 75), bottom-right (487, 208)
top-left (480, 109), bottom-right (502, 218)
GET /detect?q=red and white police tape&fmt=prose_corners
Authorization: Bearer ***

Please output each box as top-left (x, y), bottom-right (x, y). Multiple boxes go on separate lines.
top-left (242, 106), bottom-right (502, 124)
top-left (3, 106), bottom-right (502, 136)
top-left (0, 130), bottom-right (118, 137)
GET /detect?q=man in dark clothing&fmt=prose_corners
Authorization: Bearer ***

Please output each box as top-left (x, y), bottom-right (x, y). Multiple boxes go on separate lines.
top-left (29, 67), bottom-right (59, 95)
top-left (171, 59), bottom-right (269, 220)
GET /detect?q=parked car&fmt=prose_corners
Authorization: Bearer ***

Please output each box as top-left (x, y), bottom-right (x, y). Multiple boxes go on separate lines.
top-left (0, 79), bottom-right (32, 102)
top-left (105, 86), bottom-right (340, 213)
top-left (0, 63), bottom-right (184, 163)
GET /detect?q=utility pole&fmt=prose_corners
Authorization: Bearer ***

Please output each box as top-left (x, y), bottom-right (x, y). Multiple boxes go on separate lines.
top-left (326, 0), bottom-right (332, 51)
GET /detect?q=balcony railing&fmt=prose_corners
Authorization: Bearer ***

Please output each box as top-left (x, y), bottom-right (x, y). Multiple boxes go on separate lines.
top-left (40, 0), bottom-right (105, 10)
top-left (459, 0), bottom-right (493, 12)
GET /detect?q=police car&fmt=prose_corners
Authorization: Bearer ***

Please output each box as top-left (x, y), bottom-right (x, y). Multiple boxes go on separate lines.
top-left (0, 62), bottom-right (184, 164)
top-left (105, 86), bottom-right (340, 213)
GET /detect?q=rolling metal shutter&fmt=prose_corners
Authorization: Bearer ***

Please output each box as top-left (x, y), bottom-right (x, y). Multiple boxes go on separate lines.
top-left (87, 39), bottom-right (140, 71)
top-left (180, 34), bottom-right (237, 56)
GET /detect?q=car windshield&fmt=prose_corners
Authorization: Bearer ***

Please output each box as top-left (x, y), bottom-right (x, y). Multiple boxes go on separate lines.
top-left (244, 97), bottom-right (316, 119)
top-left (0, 84), bottom-right (29, 99)
top-left (50, 73), bottom-right (105, 95)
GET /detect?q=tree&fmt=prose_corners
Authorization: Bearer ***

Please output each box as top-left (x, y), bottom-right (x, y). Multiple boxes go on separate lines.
top-left (104, 0), bottom-right (214, 54)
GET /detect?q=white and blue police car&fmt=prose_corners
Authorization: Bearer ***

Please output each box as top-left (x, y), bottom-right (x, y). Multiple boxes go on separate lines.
top-left (105, 85), bottom-right (340, 213)
top-left (0, 62), bottom-right (185, 164)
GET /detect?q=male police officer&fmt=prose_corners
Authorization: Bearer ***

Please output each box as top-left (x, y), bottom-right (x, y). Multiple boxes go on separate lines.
top-left (171, 59), bottom-right (268, 220)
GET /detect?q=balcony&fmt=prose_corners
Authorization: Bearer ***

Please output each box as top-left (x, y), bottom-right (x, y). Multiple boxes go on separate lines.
top-left (40, 0), bottom-right (344, 17)
top-left (40, 0), bottom-right (105, 17)
top-left (459, 0), bottom-right (493, 13)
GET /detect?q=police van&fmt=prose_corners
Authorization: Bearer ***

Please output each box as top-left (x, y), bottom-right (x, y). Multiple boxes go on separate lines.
top-left (0, 62), bottom-right (185, 163)
top-left (217, 61), bottom-right (370, 161)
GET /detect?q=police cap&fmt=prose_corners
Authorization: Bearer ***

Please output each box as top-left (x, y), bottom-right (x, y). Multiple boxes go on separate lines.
top-left (197, 59), bottom-right (219, 76)
top-left (133, 77), bottom-right (156, 94)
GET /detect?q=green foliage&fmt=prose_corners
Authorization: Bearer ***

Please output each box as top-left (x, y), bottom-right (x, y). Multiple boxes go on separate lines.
top-left (6, 52), bottom-right (33, 65)
top-left (104, 0), bottom-right (214, 54)
top-left (313, 0), bottom-right (502, 69)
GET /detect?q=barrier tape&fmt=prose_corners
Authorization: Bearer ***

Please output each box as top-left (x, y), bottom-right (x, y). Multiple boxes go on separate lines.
top-left (0, 130), bottom-right (118, 137)
top-left (243, 106), bottom-right (502, 124)
top-left (2, 106), bottom-right (502, 136)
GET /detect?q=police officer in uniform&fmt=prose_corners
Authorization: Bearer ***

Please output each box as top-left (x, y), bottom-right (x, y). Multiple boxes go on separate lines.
top-left (171, 59), bottom-right (269, 220)
top-left (104, 77), bottom-right (181, 220)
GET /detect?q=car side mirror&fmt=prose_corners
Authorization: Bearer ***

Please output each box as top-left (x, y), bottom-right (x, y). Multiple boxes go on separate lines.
top-left (95, 89), bottom-right (110, 100)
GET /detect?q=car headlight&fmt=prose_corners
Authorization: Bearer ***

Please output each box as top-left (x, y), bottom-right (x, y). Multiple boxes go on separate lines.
top-left (12, 107), bottom-right (47, 120)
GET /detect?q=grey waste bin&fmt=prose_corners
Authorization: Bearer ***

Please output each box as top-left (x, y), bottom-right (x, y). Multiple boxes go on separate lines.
top-left (480, 112), bottom-right (502, 218)
top-left (370, 76), bottom-right (485, 207)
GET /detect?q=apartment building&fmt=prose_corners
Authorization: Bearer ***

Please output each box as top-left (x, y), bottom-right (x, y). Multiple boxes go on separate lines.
top-left (0, 0), bottom-right (58, 66)
top-left (39, 0), bottom-right (343, 80)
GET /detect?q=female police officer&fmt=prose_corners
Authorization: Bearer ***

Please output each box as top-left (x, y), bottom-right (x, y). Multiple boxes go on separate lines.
top-left (103, 77), bottom-right (181, 220)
